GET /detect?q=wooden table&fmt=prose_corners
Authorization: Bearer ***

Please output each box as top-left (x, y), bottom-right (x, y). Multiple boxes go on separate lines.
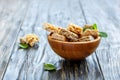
top-left (0, 0), bottom-right (120, 80)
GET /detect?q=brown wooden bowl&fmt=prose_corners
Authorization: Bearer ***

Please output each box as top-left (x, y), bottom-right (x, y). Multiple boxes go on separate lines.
top-left (48, 35), bottom-right (101, 60)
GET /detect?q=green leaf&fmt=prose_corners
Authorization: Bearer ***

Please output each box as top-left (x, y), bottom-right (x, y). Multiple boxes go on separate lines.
top-left (19, 43), bottom-right (29, 49)
top-left (83, 23), bottom-right (98, 32)
top-left (83, 26), bottom-right (92, 32)
top-left (99, 32), bottom-right (108, 38)
top-left (44, 63), bottom-right (56, 71)
top-left (92, 23), bottom-right (98, 30)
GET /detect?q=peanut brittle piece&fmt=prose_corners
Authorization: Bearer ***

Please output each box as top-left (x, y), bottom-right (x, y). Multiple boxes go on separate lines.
top-left (50, 33), bottom-right (67, 41)
top-left (43, 23), bottom-right (59, 33)
top-left (79, 36), bottom-right (94, 42)
top-left (58, 28), bottom-right (79, 42)
top-left (67, 23), bottom-right (83, 35)
top-left (20, 34), bottom-right (39, 47)
top-left (82, 29), bottom-right (99, 38)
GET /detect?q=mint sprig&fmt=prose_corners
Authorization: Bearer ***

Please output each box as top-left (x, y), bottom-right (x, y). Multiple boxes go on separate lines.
top-left (83, 23), bottom-right (98, 32)
top-left (92, 23), bottom-right (98, 30)
top-left (44, 63), bottom-right (56, 71)
top-left (99, 32), bottom-right (108, 38)
top-left (19, 43), bottom-right (29, 49)
top-left (93, 24), bottom-right (108, 37)
top-left (83, 23), bottom-right (108, 38)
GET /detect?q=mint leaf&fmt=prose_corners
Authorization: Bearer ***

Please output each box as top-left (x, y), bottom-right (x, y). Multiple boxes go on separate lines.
top-left (83, 23), bottom-right (98, 32)
top-left (93, 23), bottom-right (98, 30)
top-left (83, 25), bottom-right (92, 32)
top-left (99, 32), bottom-right (108, 38)
top-left (44, 63), bottom-right (56, 71)
top-left (19, 43), bottom-right (29, 49)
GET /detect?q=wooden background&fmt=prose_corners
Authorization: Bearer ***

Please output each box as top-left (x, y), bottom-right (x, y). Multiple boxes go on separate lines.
top-left (0, 0), bottom-right (120, 80)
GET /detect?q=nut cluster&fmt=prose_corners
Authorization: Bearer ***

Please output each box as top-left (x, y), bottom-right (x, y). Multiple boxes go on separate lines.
top-left (43, 23), bottom-right (99, 42)
top-left (20, 34), bottom-right (39, 47)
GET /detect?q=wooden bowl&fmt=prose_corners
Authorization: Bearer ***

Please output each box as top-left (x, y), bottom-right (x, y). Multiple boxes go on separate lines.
top-left (48, 35), bottom-right (101, 60)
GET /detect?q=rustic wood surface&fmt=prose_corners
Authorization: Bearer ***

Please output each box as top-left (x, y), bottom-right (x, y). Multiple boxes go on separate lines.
top-left (0, 0), bottom-right (120, 80)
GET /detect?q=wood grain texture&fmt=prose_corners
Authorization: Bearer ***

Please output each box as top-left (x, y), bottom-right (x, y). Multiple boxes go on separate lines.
top-left (3, 0), bottom-right (50, 80)
top-left (3, 0), bottom-right (103, 80)
top-left (0, 0), bottom-right (29, 79)
top-left (80, 0), bottom-right (120, 79)
top-left (1, 0), bottom-right (119, 80)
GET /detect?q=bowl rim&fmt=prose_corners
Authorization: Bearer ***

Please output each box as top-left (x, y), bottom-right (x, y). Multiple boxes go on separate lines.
top-left (48, 35), bottom-right (101, 44)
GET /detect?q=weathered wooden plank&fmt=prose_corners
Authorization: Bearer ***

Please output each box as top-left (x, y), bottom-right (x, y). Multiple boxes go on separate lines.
top-left (0, 0), bottom-right (29, 79)
top-left (0, 0), bottom-right (4, 14)
top-left (80, 0), bottom-right (120, 79)
top-left (4, 0), bottom-right (104, 80)
top-left (96, 48), bottom-right (120, 80)
top-left (3, 0), bottom-right (50, 80)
